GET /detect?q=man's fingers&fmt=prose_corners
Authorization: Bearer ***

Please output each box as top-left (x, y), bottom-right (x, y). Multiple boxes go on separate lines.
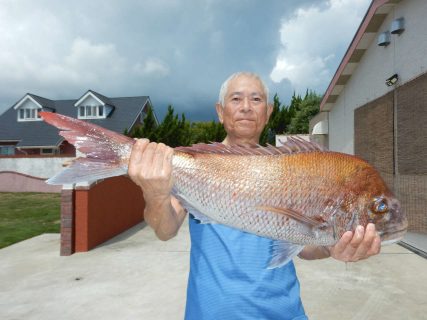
top-left (128, 139), bottom-right (149, 176)
top-left (331, 224), bottom-right (382, 262)
top-left (353, 224), bottom-right (379, 260)
top-left (367, 234), bottom-right (381, 256)
top-left (140, 142), bottom-right (157, 175)
top-left (153, 143), bottom-right (167, 174)
top-left (332, 230), bottom-right (353, 256)
top-left (350, 225), bottom-right (365, 248)
top-left (163, 147), bottom-right (174, 177)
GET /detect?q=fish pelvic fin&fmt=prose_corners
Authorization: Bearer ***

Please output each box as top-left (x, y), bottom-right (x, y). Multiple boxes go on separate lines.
top-left (268, 240), bottom-right (304, 269)
top-left (40, 112), bottom-right (135, 185)
top-left (257, 205), bottom-right (324, 228)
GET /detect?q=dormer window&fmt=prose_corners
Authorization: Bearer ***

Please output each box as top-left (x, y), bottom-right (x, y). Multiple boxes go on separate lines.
top-left (75, 90), bottom-right (113, 119)
top-left (18, 107), bottom-right (42, 121)
top-left (14, 94), bottom-right (47, 122)
top-left (78, 105), bottom-right (104, 119)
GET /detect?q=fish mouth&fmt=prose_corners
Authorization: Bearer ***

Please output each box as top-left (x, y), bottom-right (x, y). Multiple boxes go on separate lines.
top-left (379, 227), bottom-right (408, 246)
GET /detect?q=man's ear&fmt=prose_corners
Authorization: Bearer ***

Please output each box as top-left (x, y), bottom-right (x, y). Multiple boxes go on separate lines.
top-left (266, 103), bottom-right (273, 123)
top-left (216, 103), bottom-right (224, 124)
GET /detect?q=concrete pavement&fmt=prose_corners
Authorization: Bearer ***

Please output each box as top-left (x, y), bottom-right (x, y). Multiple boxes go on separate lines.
top-left (1, 220), bottom-right (426, 320)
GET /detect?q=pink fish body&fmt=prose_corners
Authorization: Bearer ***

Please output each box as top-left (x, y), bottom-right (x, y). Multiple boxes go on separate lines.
top-left (40, 112), bottom-right (408, 268)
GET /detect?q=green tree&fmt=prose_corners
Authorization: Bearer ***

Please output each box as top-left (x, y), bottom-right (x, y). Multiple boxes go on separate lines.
top-left (287, 91), bottom-right (321, 134)
top-left (126, 105), bottom-right (158, 140)
top-left (190, 121), bottom-right (226, 144)
top-left (156, 105), bottom-right (180, 146)
top-left (176, 113), bottom-right (192, 146)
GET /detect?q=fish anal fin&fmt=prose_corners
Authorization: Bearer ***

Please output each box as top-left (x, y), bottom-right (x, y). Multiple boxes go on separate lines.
top-left (268, 240), bottom-right (304, 269)
top-left (257, 205), bottom-right (324, 228)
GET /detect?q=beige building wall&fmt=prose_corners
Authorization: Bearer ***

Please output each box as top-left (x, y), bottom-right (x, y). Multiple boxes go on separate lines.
top-left (328, 0), bottom-right (427, 153)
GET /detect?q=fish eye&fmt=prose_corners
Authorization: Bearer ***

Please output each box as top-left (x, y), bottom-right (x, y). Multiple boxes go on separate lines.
top-left (372, 198), bottom-right (388, 214)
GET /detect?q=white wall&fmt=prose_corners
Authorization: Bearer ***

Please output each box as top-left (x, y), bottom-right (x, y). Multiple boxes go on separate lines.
top-left (328, 0), bottom-right (427, 153)
top-left (79, 96), bottom-right (100, 106)
top-left (0, 157), bottom-right (73, 178)
top-left (20, 99), bottom-right (39, 109)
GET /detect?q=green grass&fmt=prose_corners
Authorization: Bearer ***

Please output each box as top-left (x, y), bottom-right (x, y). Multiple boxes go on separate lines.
top-left (0, 192), bottom-right (61, 249)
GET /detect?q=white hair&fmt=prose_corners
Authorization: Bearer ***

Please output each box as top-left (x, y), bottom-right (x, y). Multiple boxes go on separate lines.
top-left (218, 72), bottom-right (269, 107)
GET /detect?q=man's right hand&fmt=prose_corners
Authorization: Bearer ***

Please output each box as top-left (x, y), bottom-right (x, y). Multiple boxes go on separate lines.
top-left (128, 139), bottom-right (186, 241)
top-left (128, 139), bottom-right (174, 202)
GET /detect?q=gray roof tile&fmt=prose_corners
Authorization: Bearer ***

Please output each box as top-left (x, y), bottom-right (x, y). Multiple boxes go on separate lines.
top-left (0, 91), bottom-right (152, 148)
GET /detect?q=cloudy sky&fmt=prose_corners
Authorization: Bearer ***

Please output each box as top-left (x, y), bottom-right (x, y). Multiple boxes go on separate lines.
top-left (0, 0), bottom-right (371, 121)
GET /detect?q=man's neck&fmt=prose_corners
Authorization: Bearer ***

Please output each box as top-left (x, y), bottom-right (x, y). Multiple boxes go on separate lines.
top-left (222, 136), bottom-right (259, 146)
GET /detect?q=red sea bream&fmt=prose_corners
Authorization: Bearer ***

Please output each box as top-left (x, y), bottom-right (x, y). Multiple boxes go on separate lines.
top-left (40, 112), bottom-right (408, 268)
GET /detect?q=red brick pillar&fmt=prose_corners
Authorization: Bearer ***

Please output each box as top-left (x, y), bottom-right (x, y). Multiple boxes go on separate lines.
top-left (60, 188), bottom-right (75, 256)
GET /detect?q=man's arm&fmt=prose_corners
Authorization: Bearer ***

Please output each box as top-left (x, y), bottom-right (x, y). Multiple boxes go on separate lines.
top-left (128, 139), bottom-right (187, 241)
top-left (298, 223), bottom-right (381, 261)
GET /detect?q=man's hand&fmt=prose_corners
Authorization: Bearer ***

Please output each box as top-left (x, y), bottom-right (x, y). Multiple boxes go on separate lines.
top-left (128, 139), bottom-right (174, 203)
top-left (298, 223), bottom-right (381, 261)
top-left (329, 223), bottom-right (381, 262)
top-left (128, 139), bottom-right (186, 241)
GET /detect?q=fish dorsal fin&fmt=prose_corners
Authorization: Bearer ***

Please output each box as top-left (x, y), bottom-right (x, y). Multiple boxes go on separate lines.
top-left (175, 137), bottom-right (326, 156)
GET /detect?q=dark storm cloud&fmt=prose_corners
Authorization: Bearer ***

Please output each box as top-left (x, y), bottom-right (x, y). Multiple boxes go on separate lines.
top-left (0, 0), bottom-right (370, 121)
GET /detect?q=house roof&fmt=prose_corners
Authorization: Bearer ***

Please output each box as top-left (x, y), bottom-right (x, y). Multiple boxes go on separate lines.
top-left (74, 90), bottom-right (115, 108)
top-left (0, 91), bottom-right (151, 148)
top-left (320, 0), bottom-right (400, 111)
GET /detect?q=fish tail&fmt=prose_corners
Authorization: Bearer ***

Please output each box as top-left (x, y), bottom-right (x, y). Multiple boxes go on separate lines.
top-left (40, 112), bottom-right (135, 185)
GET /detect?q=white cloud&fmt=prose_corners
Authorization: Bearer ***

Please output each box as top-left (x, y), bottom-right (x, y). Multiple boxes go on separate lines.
top-left (270, 0), bottom-right (371, 93)
top-left (134, 58), bottom-right (170, 77)
top-left (0, 0), bottom-right (367, 120)
top-left (38, 38), bottom-right (127, 87)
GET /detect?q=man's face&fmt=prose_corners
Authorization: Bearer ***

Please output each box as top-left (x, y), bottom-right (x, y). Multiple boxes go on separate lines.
top-left (216, 75), bottom-right (272, 142)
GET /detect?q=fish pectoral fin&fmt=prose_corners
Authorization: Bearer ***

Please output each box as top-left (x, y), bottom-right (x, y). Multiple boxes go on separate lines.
top-left (188, 211), bottom-right (215, 224)
top-left (268, 240), bottom-right (304, 269)
top-left (257, 205), bottom-right (323, 228)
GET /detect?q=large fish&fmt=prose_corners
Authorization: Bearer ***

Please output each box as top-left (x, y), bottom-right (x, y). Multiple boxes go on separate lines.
top-left (40, 112), bottom-right (408, 268)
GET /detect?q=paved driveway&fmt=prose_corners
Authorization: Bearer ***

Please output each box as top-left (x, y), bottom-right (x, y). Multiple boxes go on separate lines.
top-left (1, 220), bottom-right (426, 320)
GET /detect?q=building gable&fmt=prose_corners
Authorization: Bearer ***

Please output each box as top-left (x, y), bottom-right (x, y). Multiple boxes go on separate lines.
top-left (13, 95), bottom-right (44, 122)
top-left (74, 90), bottom-right (115, 119)
top-left (0, 90), bottom-right (154, 157)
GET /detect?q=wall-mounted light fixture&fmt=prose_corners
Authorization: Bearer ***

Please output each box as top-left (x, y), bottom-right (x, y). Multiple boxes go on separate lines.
top-left (378, 31), bottom-right (391, 46)
top-left (391, 18), bottom-right (405, 35)
top-left (385, 74), bottom-right (399, 86)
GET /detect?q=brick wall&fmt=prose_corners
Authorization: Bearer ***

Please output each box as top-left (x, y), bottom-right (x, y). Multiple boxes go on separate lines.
top-left (395, 72), bottom-right (427, 233)
top-left (0, 171), bottom-right (62, 193)
top-left (72, 175), bottom-right (145, 253)
top-left (354, 72), bottom-right (427, 234)
top-left (60, 189), bottom-right (75, 256)
top-left (396, 72), bottom-right (427, 175)
top-left (354, 92), bottom-right (394, 174)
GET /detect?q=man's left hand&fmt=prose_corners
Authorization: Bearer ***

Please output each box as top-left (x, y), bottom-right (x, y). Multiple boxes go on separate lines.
top-left (329, 223), bottom-right (381, 262)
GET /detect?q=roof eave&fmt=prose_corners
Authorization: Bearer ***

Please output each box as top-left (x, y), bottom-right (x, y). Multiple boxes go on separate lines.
top-left (13, 94), bottom-right (44, 110)
top-left (320, 0), bottom-right (396, 111)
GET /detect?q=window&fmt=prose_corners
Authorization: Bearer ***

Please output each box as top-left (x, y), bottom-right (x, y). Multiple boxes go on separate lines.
top-left (0, 146), bottom-right (15, 155)
top-left (18, 108), bottom-right (41, 121)
top-left (78, 105), bottom-right (104, 119)
top-left (41, 148), bottom-right (54, 155)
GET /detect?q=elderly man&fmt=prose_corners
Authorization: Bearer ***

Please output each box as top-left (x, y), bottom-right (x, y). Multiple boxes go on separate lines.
top-left (128, 72), bottom-right (380, 319)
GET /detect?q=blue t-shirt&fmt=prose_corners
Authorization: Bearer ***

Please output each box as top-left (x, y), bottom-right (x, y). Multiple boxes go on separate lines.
top-left (185, 216), bottom-right (307, 320)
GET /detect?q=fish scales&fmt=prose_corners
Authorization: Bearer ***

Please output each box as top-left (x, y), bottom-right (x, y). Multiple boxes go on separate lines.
top-left (172, 151), bottom-right (372, 246)
top-left (39, 111), bottom-right (408, 260)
